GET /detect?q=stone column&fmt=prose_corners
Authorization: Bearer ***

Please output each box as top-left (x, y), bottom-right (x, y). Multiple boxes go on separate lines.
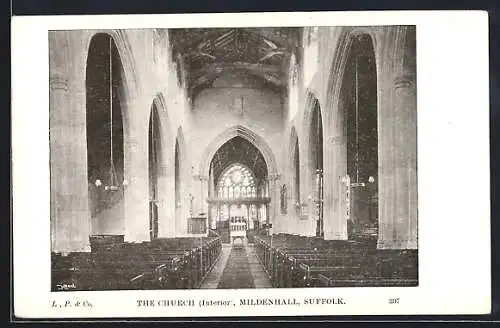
top-left (323, 135), bottom-right (349, 240)
top-left (49, 31), bottom-right (91, 252)
top-left (267, 174), bottom-right (280, 227)
top-left (198, 175), bottom-right (209, 215)
top-left (123, 98), bottom-right (150, 243)
top-left (158, 172), bottom-right (176, 238)
top-left (377, 70), bottom-right (417, 249)
top-left (50, 75), bottom-right (92, 252)
top-left (208, 170), bottom-right (215, 198)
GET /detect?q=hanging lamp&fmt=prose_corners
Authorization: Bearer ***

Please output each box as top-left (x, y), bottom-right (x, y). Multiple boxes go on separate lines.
top-left (355, 49), bottom-right (360, 184)
top-left (94, 36), bottom-right (127, 192)
top-left (351, 49), bottom-right (365, 188)
top-left (149, 107), bottom-right (158, 203)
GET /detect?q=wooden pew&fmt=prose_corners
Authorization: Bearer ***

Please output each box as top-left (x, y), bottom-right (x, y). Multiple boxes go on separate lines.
top-left (253, 234), bottom-right (418, 288)
top-left (52, 236), bottom-right (222, 291)
top-left (299, 250), bottom-right (418, 287)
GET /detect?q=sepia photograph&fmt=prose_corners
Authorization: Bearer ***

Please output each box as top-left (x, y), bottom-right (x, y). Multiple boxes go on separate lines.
top-left (49, 25), bottom-right (418, 291)
top-left (12, 11), bottom-right (490, 318)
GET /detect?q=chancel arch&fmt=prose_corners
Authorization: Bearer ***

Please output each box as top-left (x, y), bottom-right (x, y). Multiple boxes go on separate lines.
top-left (206, 135), bottom-right (270, 243)
top-left (199, 125), bottom-right (278, 179)
top-left (86, 33), bottom-right (127, 235)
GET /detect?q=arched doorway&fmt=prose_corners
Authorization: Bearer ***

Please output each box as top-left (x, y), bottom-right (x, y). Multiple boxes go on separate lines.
top-left (342, 34), bottom-right (378, 236)
top-left (86, 33), bottom-right (125, 234)
top-left (308, 99), bottom-right (324, 237)
top-left (148, 104), bottom-right (161, 240)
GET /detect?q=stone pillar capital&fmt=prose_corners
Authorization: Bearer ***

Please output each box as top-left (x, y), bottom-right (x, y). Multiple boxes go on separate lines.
top-left (50, 74), bottom-right (69, 92)
top-left (327, 135), bottom-right (344, 145)
top-left (393, 73), bottom-right (416, 90)
top-left (267, 174), bottom-right (281, 181)
top-left (193, 174), bottom-right (209, 181)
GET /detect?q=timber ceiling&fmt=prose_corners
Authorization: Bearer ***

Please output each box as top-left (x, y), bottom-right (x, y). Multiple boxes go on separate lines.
top-left (210, 136), bottom-right (268, 185)
top-left (169, 28), bottom-right (301, 98)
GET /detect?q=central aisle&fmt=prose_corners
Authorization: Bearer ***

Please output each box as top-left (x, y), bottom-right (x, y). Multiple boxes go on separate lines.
top-left (200, 244), bottom-right (272, 289)
top-left (217, 247), bottom-right (254, 288)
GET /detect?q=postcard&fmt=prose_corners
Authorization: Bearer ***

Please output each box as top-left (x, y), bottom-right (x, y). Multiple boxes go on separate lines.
top-left (11, 10), bottom-right (491, 318)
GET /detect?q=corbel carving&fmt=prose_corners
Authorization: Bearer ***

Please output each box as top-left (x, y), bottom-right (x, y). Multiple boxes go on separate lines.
top-left (394, 73), bottom-right (416, 90)
top-left (49, 74), bottom-right (69, 92)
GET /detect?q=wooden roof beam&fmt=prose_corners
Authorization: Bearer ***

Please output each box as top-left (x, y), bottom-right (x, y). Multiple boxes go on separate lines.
top-left (190, 62), bottom-right (281, 77)
top-left (170, 28), bottom-right (233, 53)
top-left (241, 28), bottom-right (299, 50)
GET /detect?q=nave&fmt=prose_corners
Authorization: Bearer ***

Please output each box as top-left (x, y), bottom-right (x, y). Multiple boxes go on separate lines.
top-left (50, 26), bottom-right (418, 290)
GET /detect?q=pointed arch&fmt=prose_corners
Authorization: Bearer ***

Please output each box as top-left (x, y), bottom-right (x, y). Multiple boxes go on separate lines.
top-left (301, 90), bottom-right (325, 237)
top-left (150, 92), bottom-right (174, 171)
top-left (302, 91), bottom-right (325, 177)
top-left (84, 30), bottom-right (140, 94)
top-left (325, 28), bottom-right (379, 115)
top-left (199, 125), bottom-right (278, 178)
top-left (326, 29), bottom-right (380, 234)
top-left (85, 33), bottom-right (127, 234)
top-left (82, 30), bottom-right (141, 139)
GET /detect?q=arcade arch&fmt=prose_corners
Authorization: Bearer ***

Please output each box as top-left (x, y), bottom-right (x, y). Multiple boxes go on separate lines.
top-left (86, 33), bottom-right (126, 235)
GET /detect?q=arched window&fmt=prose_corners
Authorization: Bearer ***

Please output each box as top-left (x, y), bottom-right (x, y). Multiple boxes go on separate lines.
top-left (217, 164), bottom-right (256, 199)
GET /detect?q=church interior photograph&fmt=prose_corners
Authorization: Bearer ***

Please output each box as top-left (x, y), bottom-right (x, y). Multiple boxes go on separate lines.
top-left (49, 26), bottom-right (418, 290)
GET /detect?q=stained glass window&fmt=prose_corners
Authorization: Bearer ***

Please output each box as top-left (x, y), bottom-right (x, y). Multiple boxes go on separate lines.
top-left (217, 164), bottom-right (256, 199)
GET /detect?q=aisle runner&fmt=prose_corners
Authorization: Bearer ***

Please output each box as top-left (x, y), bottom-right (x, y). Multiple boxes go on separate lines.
top-left (217, 247), bottom-right (255, 289)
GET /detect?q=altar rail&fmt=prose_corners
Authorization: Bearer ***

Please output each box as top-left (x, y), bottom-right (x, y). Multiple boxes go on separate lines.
top-left (253, 234), bottom-right (418, 288)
